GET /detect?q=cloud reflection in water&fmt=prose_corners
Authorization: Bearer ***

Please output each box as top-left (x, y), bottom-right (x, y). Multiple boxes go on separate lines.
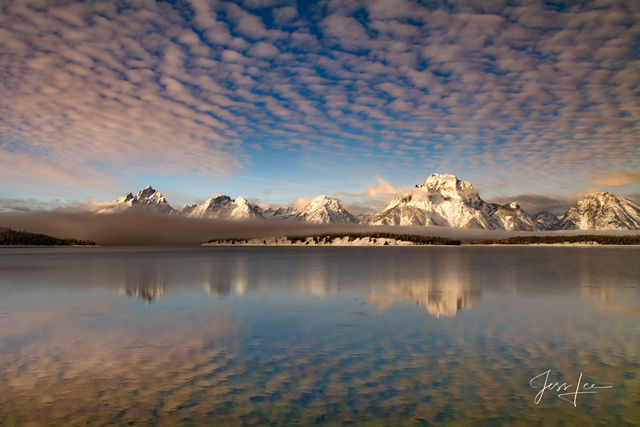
top-left (0, 247), bottom-right (638, 425)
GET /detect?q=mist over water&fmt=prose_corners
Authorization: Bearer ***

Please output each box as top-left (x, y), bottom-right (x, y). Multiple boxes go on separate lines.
top-left (0, 246), bottom-right (638, 425)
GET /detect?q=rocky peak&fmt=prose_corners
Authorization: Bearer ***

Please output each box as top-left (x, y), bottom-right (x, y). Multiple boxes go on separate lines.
top-left (423, 173), bottom-right (476, 196)
top-left (296, 195), bottom-right (357, 224)
top-left (561, 192), bottom-right (640, 230)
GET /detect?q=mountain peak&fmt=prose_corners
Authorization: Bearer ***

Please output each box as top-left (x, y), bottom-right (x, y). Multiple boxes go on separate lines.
top-left (423, 173), bottom-right (475, 195)
top-left (561, 191), bottom-right (640, 230)
top-left (296, 195), bottom-right (357, 224)
top-left (181, 194), bottom-right (261, 220)
top-left (98, 186), bottom-right (174, 214)
top-left (424, 173), bottom-right (458, 185)
top-left (584, 191), bottom-right (617, 202)
top-left (136, 185), bottom-right (161, 199)
top-left (368, 173), bottom-right (525, 230)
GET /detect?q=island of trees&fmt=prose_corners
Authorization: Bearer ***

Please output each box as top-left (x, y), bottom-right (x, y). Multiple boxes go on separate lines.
top-left (0, 228), bottom-right (95, 246)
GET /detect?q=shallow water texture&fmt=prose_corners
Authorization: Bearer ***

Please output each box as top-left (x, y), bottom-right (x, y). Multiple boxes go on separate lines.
top-left (0, 247), bottom-right (638, 425)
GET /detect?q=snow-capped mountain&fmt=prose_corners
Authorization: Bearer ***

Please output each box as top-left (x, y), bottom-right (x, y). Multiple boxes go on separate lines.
top-left (492, 202), bottom-right (538, 231)
top-left (96, 187), bottom-right (358, 224)
top-left (97, 186), bottom-right (175, 214)
top-left (262, 206), bottom-right (299, 221)
top-left (534, 211), bottom-right (562, 230)
top-left (366, 174), bottom-right (537, 231)
top-left (294, 195), bottom-right (358, 224)
top-left (559, 192), bottom-right (640, 230)
top-left (91, 181), bottom-right (640, 230)
top-left (180, 195), bottom-right (262, 220)
top-left (262, 196), bottom-right (358, 224)
top-left (367, 174), bottom-right (493, 228)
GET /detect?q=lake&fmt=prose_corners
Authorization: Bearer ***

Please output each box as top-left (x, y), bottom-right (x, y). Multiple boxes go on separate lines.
top-left (0, 246), bottom-right (638, 425)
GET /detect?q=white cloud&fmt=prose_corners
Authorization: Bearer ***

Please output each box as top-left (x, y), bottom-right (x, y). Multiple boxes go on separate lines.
top-left (247, 41), bottom-right (280, 57)
top-left (321, 14), bottom-right (371, 51)
top-left (1, 0), bottom-right (639, 200)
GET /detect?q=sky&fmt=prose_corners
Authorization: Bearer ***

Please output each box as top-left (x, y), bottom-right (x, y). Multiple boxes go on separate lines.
top-left (0, 0), bottom-right (639, 214)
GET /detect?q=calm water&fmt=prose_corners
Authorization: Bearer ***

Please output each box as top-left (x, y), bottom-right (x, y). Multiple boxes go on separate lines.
top-left (0, 246), bottom-right (638, 425)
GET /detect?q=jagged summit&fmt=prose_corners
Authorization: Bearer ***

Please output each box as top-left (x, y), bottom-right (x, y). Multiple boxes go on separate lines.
top-left (366, 173), bottom-right (537, 230)
top-left (534, 211), bottom-right (561, 230)
top-left (262, 205), bottom-right (298, 220)
top-left (422, 173), bottom-right (476, 195)
top-left (492, 202), bottom-right (538, 231)
top-left (560, 192), bottom-right (640, 230)
top-left (98, 186), bottom-right (174, 214)
top-left (367, 173), bottom-right (501, 229)
top-left (181, 195), bottom-right (262, 220)
top-left (91, 180), bottom-right (640, 230)
top-left (295, 195), bottom-right (358, 224)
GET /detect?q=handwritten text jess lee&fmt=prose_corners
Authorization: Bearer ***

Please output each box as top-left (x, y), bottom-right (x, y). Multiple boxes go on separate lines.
top-left (530, 369), bottom-right (613, 407)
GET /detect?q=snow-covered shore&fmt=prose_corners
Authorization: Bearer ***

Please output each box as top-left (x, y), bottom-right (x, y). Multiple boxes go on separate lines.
top-left (203, 235), bottom-right (419, 246)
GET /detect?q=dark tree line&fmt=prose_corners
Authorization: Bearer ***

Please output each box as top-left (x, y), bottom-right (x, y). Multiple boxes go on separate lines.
top-left (474, 235), bottom-right (640, 245)
top-left (207, 233), bottom-right (640, 246)
top-left (0, 229), bottom-right (95, 246)
top-left (208, 232), bottom-right (461, 245)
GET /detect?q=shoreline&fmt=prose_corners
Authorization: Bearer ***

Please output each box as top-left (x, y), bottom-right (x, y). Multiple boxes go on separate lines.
top-left (202, 243), bottom-right (640, 247)
top-left (202, 235), bottom-right (640, 248)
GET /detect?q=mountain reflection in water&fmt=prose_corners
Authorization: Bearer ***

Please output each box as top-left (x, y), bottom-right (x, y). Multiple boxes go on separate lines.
top-left (0, 246), bottom-right (638, 425)
top-left (114, 248), bottom-right (482, 317)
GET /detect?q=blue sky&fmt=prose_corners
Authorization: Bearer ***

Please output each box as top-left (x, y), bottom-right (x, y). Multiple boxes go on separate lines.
top-left (0, 0), bottom-right (638, 213)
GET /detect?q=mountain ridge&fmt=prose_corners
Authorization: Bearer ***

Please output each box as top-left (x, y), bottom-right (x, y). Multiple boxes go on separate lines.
top-left (92, 176), bottom-right (640, 230)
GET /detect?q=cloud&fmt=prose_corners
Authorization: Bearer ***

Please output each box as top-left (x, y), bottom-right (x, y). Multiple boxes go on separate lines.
top-left (321, 14), bottom-right (371, 51)
top-left (272, 6), bottom-right (299, 25)
top-left (1, 0), bottom-right (639, 202)
top-left (292, 197), bottom-right (314, 209)
top-left (363, 177), bottom-right (407, 198)
top-left (0, 198), bottom-right (73, 213)
top-left (247, 41), bottom-right (280, 57)
top-left (592, 171), bottom-right (640, 188)
top-left (334, 177), bottom-right (409, 211)
top-left (336, 177), bottom-right (407, 199)
top-left (0, 0), bottom-right (244, 196)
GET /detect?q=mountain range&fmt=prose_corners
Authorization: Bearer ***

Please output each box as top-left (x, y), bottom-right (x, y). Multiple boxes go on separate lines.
top-left (93, 174), bottom-right (640, 231)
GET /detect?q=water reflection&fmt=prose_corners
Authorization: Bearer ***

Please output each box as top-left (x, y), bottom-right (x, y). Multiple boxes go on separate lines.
top-left (368, 280), bottom-right (482, 317)
top-left (117, 265), bottom-right (165, 303)
top-left (0, 247), bottom-right (638, 425)
top-left (118, 279), bottom-right (164, 303)
top-left (96, 247), bottom-right (636, 316)
top-left (109, 248), bottom-right (483, 316)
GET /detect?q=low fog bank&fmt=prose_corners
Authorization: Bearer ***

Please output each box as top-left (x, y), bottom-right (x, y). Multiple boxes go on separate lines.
top-left (1, 211), bottom-right (638, 246)
top-left (0, 211), bottom-right (343, 246)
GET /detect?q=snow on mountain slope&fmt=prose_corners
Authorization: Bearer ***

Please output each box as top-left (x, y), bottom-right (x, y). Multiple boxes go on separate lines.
top-left (181, 195), bottom-right (262, 220)
top-left (559, 192), bottom-right (640, 230)
top-left (366, 174), bottom-right (541, 231)
top-left (365, 204), bottom-right (434, 226)
top-left (534, 211), bottom-right (562, 230)
top-left (294, 195), bottom-right (358, 224)
top-left (492, 202), bottom-right (538, 231)
top-left (367, 174), bottom-right (506, 229)
top-left (90, 181), bottom-right (640, 231)
top-left (262, 206), bottom-right (299, 221)
top-left (97, 186), bottom-right (175, 214)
